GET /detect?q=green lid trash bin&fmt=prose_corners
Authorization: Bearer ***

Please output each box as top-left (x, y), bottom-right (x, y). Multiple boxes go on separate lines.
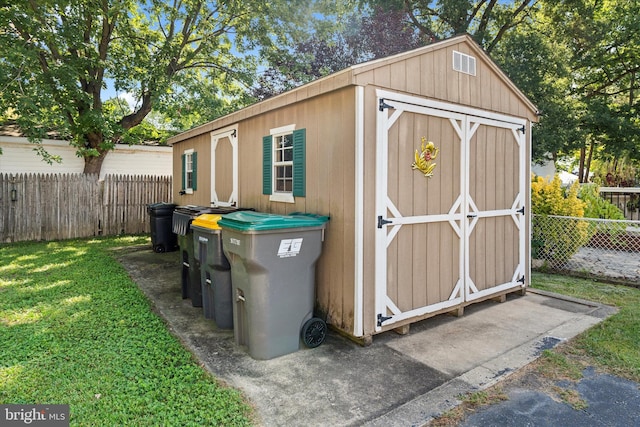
top-left (219, 211), bottom-right (329, 360)
top-left (191, 214), bottom-right (234, 329)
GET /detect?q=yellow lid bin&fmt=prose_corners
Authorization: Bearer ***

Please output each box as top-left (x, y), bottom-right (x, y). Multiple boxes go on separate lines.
top-left (191, 214), bottom-right (222, 230)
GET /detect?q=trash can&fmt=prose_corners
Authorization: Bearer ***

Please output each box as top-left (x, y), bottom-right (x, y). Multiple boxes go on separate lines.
top-left (173, 205), bottom-right (217, 302)
top-left (173, 205), bottom-right (243, 306)
top-left (191, 214), bottom-right (233, 329)
top-left (147, 202), bottom-right (178, 253)
top-left (219, 211), bottom-right (329, 360)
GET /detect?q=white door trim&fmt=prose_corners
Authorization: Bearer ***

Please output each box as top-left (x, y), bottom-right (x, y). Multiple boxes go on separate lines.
top-left (210, 126), bottom-right (238, 206)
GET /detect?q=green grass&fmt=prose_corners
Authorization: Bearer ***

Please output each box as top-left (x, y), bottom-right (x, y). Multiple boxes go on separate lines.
top-left (0, 237), bottom-right (251, 426)
top-left (532, 271), bottom-right (640, 382)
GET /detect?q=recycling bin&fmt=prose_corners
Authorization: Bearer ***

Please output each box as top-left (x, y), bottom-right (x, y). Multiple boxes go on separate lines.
top-left (219, 211), bottom-right (329, 360)
top-left (173, 205), bottom-right (218, 303)
top-left (191, 214), bottom-right (233, 329)
top-left (147, 202), bottom-right (177, 253)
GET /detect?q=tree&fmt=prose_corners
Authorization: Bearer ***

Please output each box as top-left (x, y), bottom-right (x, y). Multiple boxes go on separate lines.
top-left (367, 0), bottom-right (539, 53)
top-left (252, 5), bottom-right (429, 100)
top-left (490, 19), bottom-right (582, 164)
top-left (540, 0), bottom-right (640, 182)
top-left (0, 0), bottom-right (304, 174)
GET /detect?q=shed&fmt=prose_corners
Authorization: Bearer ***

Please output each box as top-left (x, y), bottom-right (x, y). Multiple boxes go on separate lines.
top-left (168, 34), bottom-right (538, 343)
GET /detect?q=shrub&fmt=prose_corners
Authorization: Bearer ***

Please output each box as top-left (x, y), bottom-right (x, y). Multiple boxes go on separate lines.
top-left (578, 184), bottom-right (626, 220)
top-left (531, 175), bottom-right (589, 267)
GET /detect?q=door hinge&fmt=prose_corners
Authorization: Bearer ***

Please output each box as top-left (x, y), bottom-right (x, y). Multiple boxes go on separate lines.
top-left (379, 98), bottom-right (394, 111)
top-left (516, 206), bottom-right (525, 215)
top-left (377, 313), bottom-right (392, 327)
top-left (518, 125), bottom-right (526, 134)
top-left (377, 216), bottom-right (392, 228)
top-left (517, 276), bottom-right (525, 285)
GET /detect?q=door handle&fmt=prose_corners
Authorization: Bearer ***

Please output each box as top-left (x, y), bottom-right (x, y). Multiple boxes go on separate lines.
top-left (467, 213), bottom-right (477, 218)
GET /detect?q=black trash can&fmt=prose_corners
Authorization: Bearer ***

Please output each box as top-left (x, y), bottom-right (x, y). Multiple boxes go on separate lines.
top-left (173, 205), bottom-right (217, 302)
top-left (147, 202), bottom-right (177, 253)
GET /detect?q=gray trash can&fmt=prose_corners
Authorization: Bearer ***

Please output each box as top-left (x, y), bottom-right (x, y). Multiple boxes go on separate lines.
top-left (191, 214), bottom-right (233, 329)
top-left (219, 211), bottom-right (329, 360)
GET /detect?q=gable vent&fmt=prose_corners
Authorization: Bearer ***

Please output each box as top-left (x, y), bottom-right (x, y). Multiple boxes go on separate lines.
top-left (453, 51), bottom-right (476, 76)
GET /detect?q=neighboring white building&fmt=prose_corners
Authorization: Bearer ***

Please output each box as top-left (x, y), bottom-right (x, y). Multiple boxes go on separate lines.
top-left (0, 132), bottom-right (172, 179)
top-left (531, 158), bottom-right (556, 180)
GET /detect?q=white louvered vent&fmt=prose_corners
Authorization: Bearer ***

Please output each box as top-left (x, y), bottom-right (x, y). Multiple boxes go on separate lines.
top-left (453, 51), bottom-right (476, 76)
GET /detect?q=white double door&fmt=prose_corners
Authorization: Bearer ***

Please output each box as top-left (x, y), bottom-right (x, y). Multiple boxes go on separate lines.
top-left (374, 90), bottom-right (526, 331)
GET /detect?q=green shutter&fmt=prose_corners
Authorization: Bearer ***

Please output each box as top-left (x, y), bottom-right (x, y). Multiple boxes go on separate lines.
top-left (293, 128), bottom-right (306, 197)
top-left (263, 135), bottom-right (272, 195)
top-left (181, 154), bottom-right (186, 190)
top-left (191, 151), bottom-right (197, 190)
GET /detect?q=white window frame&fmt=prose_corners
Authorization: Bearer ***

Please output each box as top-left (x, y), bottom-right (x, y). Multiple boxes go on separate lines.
top-left (269, 124), bottom-right (296, 203)
top-left (183, 148), bottom-right (195, 195)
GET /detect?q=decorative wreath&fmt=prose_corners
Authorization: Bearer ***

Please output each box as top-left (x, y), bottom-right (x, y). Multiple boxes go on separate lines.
top-left (412, 137), bottom-right (439, 178)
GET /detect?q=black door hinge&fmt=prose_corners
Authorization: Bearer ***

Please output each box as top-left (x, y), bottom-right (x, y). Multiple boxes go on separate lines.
top-left (517, 276), bottom-right (525, 285)
top-left (516, 206), bottom-right (525, 215)
top-left (377, 216), bottom-right (392, 228)
top-left (377, 313), bottom-right (392, 327)
top-left (518, 125), bottom-right (526, 134)
top-left (379, 98), bottom-right (394, 111)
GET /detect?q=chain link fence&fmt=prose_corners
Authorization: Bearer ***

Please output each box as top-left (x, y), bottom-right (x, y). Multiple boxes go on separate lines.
top-left (532, 214), bottom-right (640, 285)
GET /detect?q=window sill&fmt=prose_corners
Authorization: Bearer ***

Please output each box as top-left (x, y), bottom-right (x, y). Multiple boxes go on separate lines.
top-left (269, 193), bottom-right (295, 203)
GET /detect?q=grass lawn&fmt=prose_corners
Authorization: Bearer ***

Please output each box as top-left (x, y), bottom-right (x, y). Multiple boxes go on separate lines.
top-left (0, 236), bottom-right (252, 426)
top-left (531, 271), bottom-right (640, 382)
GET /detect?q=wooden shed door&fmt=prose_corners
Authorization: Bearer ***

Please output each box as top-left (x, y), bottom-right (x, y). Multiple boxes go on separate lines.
top-left (374, 91), bottom-right (526, 332)
top-left (211, 128), bottom-right (238, 206)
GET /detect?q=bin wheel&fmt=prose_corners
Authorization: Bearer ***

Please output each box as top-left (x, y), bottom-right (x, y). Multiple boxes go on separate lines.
top-left (154, 245), bottom-right (165, 253)
top-left (301, 317), bottom-right (327, 348)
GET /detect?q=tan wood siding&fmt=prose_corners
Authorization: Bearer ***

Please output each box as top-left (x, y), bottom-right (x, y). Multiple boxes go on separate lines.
top-left (208, 87), bottom-right (358, 333)
top-left (172, 133), bottom-right (211, 206)
top-left (353, 41), bottom-right (537, 122)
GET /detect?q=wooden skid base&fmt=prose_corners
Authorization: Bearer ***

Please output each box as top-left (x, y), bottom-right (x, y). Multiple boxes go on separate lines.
top-left (374, 286), bottom-right (527, 338)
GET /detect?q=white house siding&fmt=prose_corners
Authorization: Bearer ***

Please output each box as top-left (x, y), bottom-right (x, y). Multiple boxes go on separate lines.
top-left (0, 137), bottom-right (172, 179)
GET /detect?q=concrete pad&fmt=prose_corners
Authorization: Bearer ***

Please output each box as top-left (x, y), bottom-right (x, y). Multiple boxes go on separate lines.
top-left (384, 293), bottom-right (601, 377)
top-left (116, 246), bottom-right (615, 427)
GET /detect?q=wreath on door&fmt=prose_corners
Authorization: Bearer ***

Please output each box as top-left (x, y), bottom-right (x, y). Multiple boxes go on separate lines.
top-left (412, 137), bottom-right (439, 178)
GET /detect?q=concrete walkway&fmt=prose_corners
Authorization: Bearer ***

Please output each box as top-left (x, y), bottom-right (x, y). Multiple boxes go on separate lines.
top-left (117, 245), bottom-right (619, 426)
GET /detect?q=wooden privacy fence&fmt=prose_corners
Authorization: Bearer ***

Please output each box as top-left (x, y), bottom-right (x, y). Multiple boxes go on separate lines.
top-left (0, 173), bottom-right (173, 243)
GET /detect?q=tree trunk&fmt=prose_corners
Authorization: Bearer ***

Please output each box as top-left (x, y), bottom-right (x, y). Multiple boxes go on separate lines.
top-left (578, 146), bottom-right (586, 183)
top-left (584, 140), bottom-right (595, 183)
top-left (83, 150), bottom-right (108, 175)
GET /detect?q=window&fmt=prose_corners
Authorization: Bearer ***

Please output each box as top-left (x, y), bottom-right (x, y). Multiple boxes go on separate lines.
top-left (181, 149), bottom-right (197, 194)
top-left (274, 133), bottom-right (293, 192)
top-left (263, 126), bottom-right (305, 203)
top-left (453, 50), bottom-right (476, 76)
